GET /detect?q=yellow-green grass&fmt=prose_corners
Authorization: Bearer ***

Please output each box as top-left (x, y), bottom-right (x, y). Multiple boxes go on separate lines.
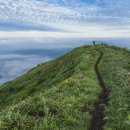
top-left (99, 46), bottom-right (130, 130)
top-left (0, 46), bottom-right (101, 129)
top-left (0, 45), bottom-right (130, 129)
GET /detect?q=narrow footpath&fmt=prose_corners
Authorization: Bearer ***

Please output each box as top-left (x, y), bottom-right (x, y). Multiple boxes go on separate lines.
top-left (90, 51), bottom-right (109, 130)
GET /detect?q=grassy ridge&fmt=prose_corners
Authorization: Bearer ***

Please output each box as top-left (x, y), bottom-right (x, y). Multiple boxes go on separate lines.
top-left (0, 47), bottom-right (84, 106)
top-left (0, 46), bottom-right (101, 129)
top-left (0, 45), bottom-right (130, 129)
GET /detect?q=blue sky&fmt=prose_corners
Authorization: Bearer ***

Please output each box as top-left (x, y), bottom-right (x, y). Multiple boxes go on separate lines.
top-left (0, 0), bottom-right (130, 38)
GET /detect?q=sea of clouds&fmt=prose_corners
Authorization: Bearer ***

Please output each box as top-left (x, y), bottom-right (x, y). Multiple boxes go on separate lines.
top-left (0, 37), bottom-right (130, 85)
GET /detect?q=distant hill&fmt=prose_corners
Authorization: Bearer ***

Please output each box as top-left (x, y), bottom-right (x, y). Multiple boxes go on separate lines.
top-left (0, 45), bottom-right (130, 130)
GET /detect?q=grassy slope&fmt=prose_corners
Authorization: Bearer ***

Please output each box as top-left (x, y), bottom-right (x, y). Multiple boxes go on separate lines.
top-left (0, 45), bottom-right (130, 129)
top-left (99, 46), bottom-right (130, 130)
top-left (0, 46), bottom-right (101, 129)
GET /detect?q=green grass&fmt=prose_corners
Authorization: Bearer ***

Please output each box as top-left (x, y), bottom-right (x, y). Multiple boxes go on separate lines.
top-left (0, 45), bottom-right (130, 129)
top-left (99, 46), bottom-right (130, 130)
top-left (0, 46), bottom-right (101, 129)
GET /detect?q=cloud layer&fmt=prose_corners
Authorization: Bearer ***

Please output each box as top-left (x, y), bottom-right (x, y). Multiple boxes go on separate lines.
top-left (0, 39), bottom-right (72, 85)
top-left (0, 37), bottom-right (130, 85)
top-left (0, 0), bottom-right (130, 37)
top-left (0, 54), bottom-right (51, 85)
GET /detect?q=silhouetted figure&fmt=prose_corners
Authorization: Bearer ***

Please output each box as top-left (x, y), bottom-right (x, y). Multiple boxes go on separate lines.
top-left (93, 41), bottom-right (96, 45)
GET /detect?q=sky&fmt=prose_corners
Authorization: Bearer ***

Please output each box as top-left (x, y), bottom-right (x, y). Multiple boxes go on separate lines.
top-left (0, 0), bottom-right (130, 38)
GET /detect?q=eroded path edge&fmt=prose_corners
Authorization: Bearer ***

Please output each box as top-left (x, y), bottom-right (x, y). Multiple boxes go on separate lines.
top-left (90, 50), bottom-right (109, 130)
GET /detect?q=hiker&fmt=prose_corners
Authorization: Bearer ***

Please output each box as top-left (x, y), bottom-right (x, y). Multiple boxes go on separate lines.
top-left (93, 41), bottom-right (96, 45)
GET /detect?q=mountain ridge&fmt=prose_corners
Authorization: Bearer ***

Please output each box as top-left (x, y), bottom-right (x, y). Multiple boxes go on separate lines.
top-left (0, 44), bottom-right (130, 130)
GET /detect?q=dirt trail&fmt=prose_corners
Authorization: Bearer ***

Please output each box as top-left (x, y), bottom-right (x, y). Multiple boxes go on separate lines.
top-left (89, 51), bottom-right (109, 130)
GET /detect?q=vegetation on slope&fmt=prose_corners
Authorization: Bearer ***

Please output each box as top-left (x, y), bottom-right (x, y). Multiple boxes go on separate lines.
top-left (99, 46), bottom-right (130, 130)
top-left (0, 46), bottom-right (101, 129)
top-left (0, 45), bottom-right (130, 130)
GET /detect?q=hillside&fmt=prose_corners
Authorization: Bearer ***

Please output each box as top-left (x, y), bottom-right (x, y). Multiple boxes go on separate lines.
top-left (0, 45), bottom-right (130, 130)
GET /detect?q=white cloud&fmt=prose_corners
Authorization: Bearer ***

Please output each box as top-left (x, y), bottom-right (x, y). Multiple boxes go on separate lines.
top-left (0, 0), bottom-right (78, 24)
top-left (0, 53), bottom-right (51, 85)
top-left (0, 0), bottom-right (130, 38)
top-left (0, 25), bottom-right (130, 38)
